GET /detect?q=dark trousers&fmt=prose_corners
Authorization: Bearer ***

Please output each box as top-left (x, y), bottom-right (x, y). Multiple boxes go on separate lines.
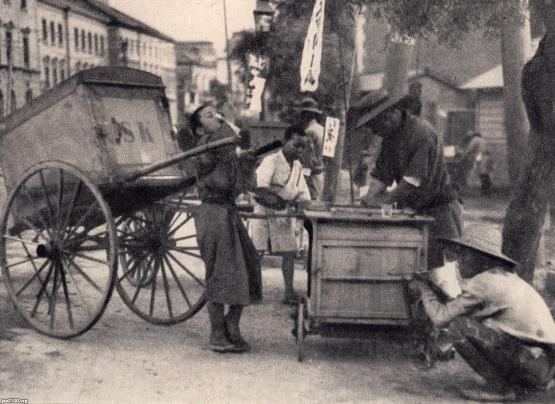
top-left (479, 174), bottom-right (492, 194)
top-left (446, 317), bottom-right (555, 392)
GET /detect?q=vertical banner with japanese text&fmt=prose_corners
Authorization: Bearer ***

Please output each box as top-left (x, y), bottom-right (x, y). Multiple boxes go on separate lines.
top-left (300, 0), bottom-right (325, 92)
top-left (322, 117), bottom-right (340, 158)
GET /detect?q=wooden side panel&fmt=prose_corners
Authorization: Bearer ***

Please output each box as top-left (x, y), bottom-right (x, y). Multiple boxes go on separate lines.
top-left (0, 89), bottom-right (105, 191)
top-left (309, 219), bottom-right (428, 324)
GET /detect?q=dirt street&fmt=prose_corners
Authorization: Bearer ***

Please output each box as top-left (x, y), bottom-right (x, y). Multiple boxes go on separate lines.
top-left (0, 263), bottom-right (554, 404)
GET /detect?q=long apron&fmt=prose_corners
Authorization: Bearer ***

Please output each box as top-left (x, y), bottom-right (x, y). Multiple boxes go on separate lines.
top-left (194, 202), bottom-right (262, 305)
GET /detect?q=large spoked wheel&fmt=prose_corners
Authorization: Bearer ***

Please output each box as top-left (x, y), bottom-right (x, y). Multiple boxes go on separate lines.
top-left (0, 161), bottom-right (117, 338)
top-left (115, 195), bottom-right (206, 325)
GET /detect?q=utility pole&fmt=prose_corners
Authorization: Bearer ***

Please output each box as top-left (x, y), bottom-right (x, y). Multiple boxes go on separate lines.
top-left (223, 0), bottom-right (232, 90)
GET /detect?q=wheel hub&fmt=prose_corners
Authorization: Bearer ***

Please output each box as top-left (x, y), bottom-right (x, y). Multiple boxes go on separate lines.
top-left (36, 242), bottom-right (62, 259)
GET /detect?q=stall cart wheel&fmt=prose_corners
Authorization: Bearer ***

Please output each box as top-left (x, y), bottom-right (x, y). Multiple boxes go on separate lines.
top-left (115, 197), bottom-right (206, 325)
top-left (296, 298), bottom-right (306, 362)
top-left (0, 161), bottom-right (117, 338)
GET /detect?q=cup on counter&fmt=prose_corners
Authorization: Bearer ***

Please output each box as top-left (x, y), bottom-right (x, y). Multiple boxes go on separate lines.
top-left (380, 202), bottom-right (397, 218)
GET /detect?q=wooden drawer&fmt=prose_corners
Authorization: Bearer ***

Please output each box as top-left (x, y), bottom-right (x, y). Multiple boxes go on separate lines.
top-left (318, 280), bottom-right (409, 319)
top-left (317, 222), bottom-right (424, 242)
top-left (319, 242), bottom-right (424, 278)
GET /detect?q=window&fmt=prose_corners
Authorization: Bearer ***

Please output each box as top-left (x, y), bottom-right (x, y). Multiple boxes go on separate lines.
top-left (0, 91), bottom-right (4, 117)
top-left (94, 34), bottom-right (98, 55)
top-left (10, 91), bottom-right (16, 113)
top-left (87, 32), bottom-right (92, 54)
top-left (22, 35), bottom-right (29, 68)
top-left (57, 23), bottom-right (63, 47)
top-left (25, 88), bottom-right (32, 103)
top-left (81, 29), bottom-right (86, 52)
top-left (74, 28), bottom-right (79, 51)
top-left (42, 19), bottom-right (48, 42)
top-left (50, 21), bottom-right (55, 46)
top-left (20, 0), bottom-right (27, 10)
top-left (6, 31), bottom-right (12, 65)
top-left (60, 60), bottom-right (65, 81)
top-left (44, 58), bottom-right (50, 88)
top-left (52, 59), bottom-right (58, 84)
top-left (129, 40), bottom-right (134, 54)
top-left (136, 40), bottom-right (140, 55)
top-left (100, 36), bottom-right (105, 56)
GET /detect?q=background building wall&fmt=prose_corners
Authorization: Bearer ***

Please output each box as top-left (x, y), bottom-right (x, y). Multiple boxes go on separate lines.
top-left (0, 0), bottom-right (41, 116)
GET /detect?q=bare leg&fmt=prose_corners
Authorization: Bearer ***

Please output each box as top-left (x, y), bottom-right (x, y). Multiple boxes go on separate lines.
top-left (281, 252), bottom-right (297, 304)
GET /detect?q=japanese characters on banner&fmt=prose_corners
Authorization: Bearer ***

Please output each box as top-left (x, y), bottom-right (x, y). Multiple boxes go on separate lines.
top-left (300, 0), bottom-right (325, 92)
top-left (322, 117), bottom-right (340, 158)
top-left (245, 53), bottom-right (268, 112)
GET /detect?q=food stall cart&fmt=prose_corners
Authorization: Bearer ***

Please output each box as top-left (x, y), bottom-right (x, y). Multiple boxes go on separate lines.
top-left (294, 206), bottom-right (433, 361)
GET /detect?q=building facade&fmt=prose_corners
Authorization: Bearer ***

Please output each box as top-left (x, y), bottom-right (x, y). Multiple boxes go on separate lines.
top-left (176, 41), bottom-right (217, 120)
top-left (37, 0), bottom-right (110, 91)
top-left (1, 0), bottom-right (177, 123)
top-left (0, 0), bottom-right (41, 117)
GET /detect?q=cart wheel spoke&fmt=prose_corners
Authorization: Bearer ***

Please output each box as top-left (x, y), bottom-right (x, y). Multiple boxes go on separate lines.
top-left (49, 262), bottom-right (60, 329)
top-left (64, 254), bottom-right (104, 293)
top-left (131, 255), bottom-right (156, 304)
top-left (58, 262), bottom-right (74, 330)
top-left (149, 258), bottom-right (160, 317)
top-left (167, 214), bottom-right (193, 237)
top-left (166, 251), bottom-right (205, 288)
top-left (31, 262), bottom-right (54, 319)
top-left (168, 247), bottom-right (202, 260)
top-left (20, 184), bottom-right (54, 239)
top-left (160, 258), bottom-right (174, 319)
top-left (16, 260), bottom-right (50, 298)
top-left (163, 255), bottom-right (192, 309)
top-left (39, 170), bottom-right (56, 228)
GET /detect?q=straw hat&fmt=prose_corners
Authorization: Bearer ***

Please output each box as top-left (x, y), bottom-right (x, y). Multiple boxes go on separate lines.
top-left (438, 224), bottom-right (518, 267)
top-left (354, 92), bottom-right (405, 129)
top-left (294, 96), bottom-right (322, 115)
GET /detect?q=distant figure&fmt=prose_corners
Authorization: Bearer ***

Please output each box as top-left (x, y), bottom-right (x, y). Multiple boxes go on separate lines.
top-left (477, 149), bottom-right (494, 195)
top-left (453, 131), bottom-right (483, 193)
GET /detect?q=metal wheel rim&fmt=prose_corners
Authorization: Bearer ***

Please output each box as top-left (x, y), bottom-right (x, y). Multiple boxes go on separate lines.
top-left (0, 161), bottom-right (117, 338)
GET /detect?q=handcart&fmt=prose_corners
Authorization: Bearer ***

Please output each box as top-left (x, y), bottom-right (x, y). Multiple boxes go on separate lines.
top-left (293, 206), bottom-right (433, 361)
top-left (0, 67), bottom-right (248, 338)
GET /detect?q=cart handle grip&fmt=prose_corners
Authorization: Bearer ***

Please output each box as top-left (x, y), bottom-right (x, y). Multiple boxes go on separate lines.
top-left (121, 136), bottom-right (240, 183)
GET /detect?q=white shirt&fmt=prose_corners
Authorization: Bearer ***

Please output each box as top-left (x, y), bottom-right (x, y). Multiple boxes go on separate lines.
top-left (256, 150), bottom-right (311, 202)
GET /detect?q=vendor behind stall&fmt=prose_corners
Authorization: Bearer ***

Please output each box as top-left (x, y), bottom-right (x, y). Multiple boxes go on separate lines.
top-left (356, 92), bottom-right (462, 269)
top-left (249, 124), bottom-right (311, 305)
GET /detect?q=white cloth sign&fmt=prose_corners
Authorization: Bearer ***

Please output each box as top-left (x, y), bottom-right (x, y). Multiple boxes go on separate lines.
top-left (245, 53), bottom-right (268, 112)
top-left (322, 117), bottom-right (340, 158)
top-left (300, 0), bottom-right (325, 92)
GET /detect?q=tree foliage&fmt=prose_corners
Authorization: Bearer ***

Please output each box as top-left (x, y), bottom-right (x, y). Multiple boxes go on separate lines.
top-left (230, 0), bottom-right (360, 119)
top-left (369, 0), bottom-right (528, 45)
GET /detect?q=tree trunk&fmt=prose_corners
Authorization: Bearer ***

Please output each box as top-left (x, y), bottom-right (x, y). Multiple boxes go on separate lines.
top-left (500, 0), bottom-right (531, 184)
top-left (502, 139), bottom-right (555, 282)
top-left (322, 8), bottom-right (359, 203)
top-left (383, 33), bottom-right (413, 99)
top-left (502, 23), bottom-right (555, 283)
